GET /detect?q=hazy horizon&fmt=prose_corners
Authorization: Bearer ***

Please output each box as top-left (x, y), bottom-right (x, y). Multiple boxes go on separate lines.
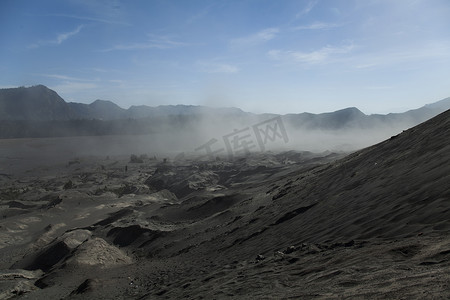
top-left (1, 84), bottom-right (449, 116)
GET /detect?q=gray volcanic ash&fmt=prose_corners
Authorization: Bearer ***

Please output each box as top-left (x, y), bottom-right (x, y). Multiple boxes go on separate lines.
top-left (0, 110), bottom-right (449, 299)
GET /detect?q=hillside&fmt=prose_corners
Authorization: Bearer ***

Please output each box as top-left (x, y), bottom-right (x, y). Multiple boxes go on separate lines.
top-left (0, 109), bottom-right (448, 298)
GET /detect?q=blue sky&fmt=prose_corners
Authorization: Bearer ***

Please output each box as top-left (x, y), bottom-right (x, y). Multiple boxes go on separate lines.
top-left (1, 0), bottom-right (450, 114)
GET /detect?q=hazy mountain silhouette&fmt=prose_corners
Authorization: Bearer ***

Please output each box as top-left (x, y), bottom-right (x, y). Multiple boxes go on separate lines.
top-left (68, 100), bottom-right (126, 120)
top-left (0, 85), bottom-right (74, 120)
top-left (127, 104), bottom-right (246, 119)
top-left (283, 107), bottom-right (367, 130)
top-left (0, 85), bottom-right (449, 139)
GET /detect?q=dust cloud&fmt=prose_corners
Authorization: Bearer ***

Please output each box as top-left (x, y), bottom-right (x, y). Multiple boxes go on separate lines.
top-left (0, 110), bottom-right (415, 176)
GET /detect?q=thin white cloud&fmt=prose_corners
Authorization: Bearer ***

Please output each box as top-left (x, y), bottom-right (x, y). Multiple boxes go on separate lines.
top-left (101, 34), bottom-right (186, 52)
top-left (40, 74), bottom-right (88, 81)
top-left (293, 22), bottom-right (340, 30)
top-left (48, 13), bottom-right (130, 25)
top-left (230, 28), bottom-right (279, 48)
top-left (186, 4), bottom-right (213, 24)
top-left (67, 0), bottom-right (128, 24)
top-left (39, 72), bottom-right (124, 98)
top-left (109, 79), bottom-right (126, 84)
top-left (198, 62), bottom-right (239, 74)
top-left (255, 28), bottom-right (279, 41)
top-left (91, 68), bottom-right (109, 73)
top-left (108, 79), bottom-right (128, 88)
top-left (355, 63), bottom-right (378, 69)
top-left (88, 67), bottom-right (123, 74)
top-left (56, 25), bottom-right (84, 44)
top-left (352, 41), bottom-right (450, 69)
top-left (29, 25), bottom-right (84, 48)
top-left (50, 82), bottom-right (98, 95)
top-left (268, 41), bottom-right (450, 70)
top-left (365, 85), bottom-right (394, 90)
top-left (296, 0), bottom-right (318, 18)
top-left (268, 44), bottom-right (354, 65)
top-left (0, 85), bottom-right (18, 89)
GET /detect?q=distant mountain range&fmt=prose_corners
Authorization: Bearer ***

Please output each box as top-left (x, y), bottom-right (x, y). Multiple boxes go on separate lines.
top-left (0, 84), bottom-right (449, 139)
top-left (0, 85), bottom-right (247, 121)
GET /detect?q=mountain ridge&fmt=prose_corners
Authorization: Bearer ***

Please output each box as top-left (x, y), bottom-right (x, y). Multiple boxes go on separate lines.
top-left (1, 85), bottom-right (449, 140)
top-left (1, 85), bottom-right (448, 121)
